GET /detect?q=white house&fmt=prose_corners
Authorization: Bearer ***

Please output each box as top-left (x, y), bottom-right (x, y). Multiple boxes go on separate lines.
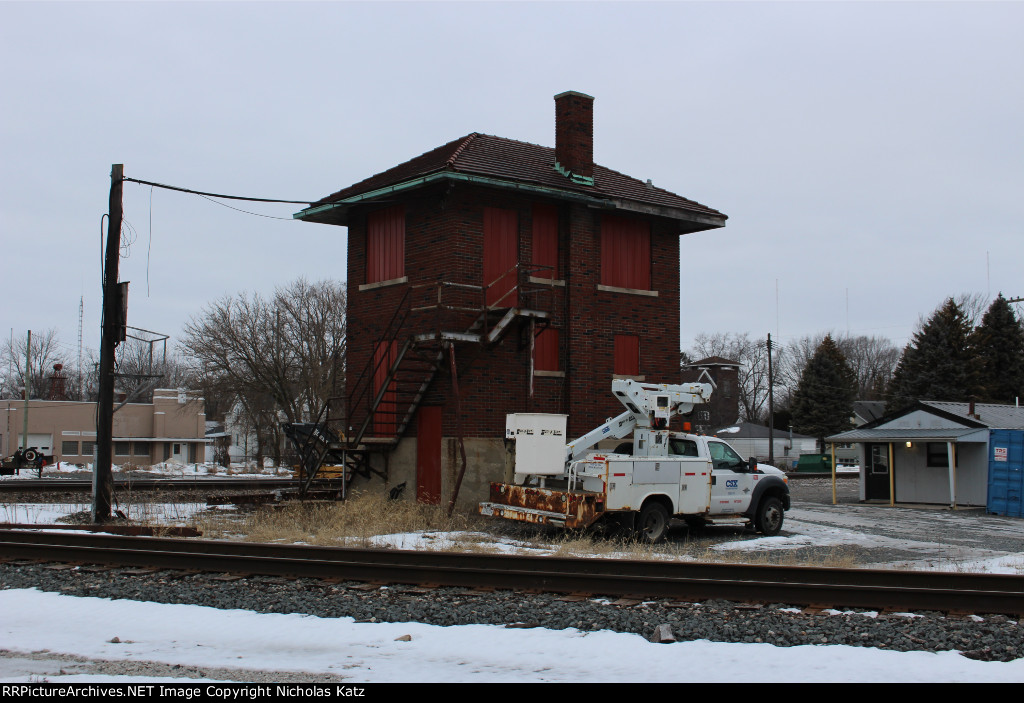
top-left (827, 401), bottom-right (1024, 508)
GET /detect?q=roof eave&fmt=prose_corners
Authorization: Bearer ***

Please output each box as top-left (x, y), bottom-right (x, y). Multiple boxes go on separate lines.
top-left (296, 172), bottom-right (726, 231)
top-left (601, 197), bottom-right (727, 234)
top-left (296, 171), bottom-right (616, 226)
top-left (826, 428), bottom-right (989, 443)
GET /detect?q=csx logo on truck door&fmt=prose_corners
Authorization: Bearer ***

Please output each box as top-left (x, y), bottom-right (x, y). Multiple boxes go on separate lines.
top-left (726, 479), bottom-right (738, 489)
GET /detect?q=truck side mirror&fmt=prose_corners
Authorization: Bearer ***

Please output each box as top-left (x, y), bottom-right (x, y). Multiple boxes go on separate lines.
top-left (748, 457), bottom-right (758, 473)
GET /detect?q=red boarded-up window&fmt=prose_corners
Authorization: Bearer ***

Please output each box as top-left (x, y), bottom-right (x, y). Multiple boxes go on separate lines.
top-left (484, 207), bottom-right (519, 307)
top-left (534, 327), bottom-right (559, 372)
top-left (366, 206), bottom-right (405, 284)
top-left (373, 340), bottom-right (399, 436)
top-left (531, 204), bottom-right (558, 279)
top-left (614, 334), bottom-right (640, 376)
top-left (601, 215), bottom-right (650, 290)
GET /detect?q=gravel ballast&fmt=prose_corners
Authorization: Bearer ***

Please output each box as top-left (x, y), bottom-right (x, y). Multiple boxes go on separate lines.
top-left (1, 561), bottom-right (1021, 663)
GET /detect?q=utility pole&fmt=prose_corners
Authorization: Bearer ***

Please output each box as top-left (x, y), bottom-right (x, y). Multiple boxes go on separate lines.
top-left (767, 333), bottom-right (774, 465)
top-left (94, 164), bottom-right (124, 523)
top-left (77, 296), bottom-right (84, 399)
top-left (22, 330), bottom-right (30, 457)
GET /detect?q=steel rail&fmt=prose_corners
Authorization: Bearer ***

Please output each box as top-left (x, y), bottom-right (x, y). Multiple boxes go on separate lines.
top-left (0, 478), bottom-right (296, 493)
top-left (1, 530), bottom-right (1022, 616)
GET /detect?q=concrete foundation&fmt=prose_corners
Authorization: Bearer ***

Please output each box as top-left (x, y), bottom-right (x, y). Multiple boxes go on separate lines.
top-left (347, 437), bottom-right (512, 513)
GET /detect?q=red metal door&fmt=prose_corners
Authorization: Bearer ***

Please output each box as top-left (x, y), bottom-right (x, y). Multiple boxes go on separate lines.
top-left (416, 406), bottom-right (442, 504)
top-left (484, 207), bottom-right (519, 307)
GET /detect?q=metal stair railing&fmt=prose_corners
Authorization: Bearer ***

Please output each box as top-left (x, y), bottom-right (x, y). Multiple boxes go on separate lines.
top-left (282, 411), bottom-right (345, 497)
top-left (339, 266), bottom-right (558, 471)
top-left (345, 286), bottom-right (415, 447)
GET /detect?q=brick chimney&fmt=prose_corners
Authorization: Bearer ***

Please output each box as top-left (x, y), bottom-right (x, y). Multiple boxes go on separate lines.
top-left (554, 91), bottom-right (595, 180)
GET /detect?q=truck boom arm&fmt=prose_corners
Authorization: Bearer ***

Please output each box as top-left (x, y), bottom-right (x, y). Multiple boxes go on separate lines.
top-left (565, 410), bottom-right (638, 463)
top-left (563, 379), bottom-right (712, 463)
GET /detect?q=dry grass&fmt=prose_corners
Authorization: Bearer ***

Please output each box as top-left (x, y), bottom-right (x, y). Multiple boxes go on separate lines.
top-left (230, 491), bottom-right (475, 547)
top-left (185, 498), bottom-right (865, 569)
top-left (697, 544), bottom-right (862, 569)
top-left (540, 530), bottom-right (862, 568)
top-left (546, 532), bottom-right (690, 560)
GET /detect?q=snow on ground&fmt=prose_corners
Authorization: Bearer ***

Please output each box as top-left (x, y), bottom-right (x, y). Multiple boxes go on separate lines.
top-left (136, 462), bottom-right (292, 480)
top-left (355, 530), bottom-right (551, 554)
top-left (714, 513), bottom-right (1024, 574)
top-left (715, 516), bottom-right (946, 553)
top-left (1, 589), bottom-right (1022, 683)
top-left (0, 501), bottom-right (213, 526)
top-left (913, 554), bottom-right (1024, 575)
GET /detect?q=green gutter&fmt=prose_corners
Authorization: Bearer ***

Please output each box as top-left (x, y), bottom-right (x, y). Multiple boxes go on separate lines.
top-left (293, 172), bottom-right (610, 220)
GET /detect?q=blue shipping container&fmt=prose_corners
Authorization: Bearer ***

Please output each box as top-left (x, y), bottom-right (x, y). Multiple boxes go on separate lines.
top-left (987, 429), bottom-right (1024, 518)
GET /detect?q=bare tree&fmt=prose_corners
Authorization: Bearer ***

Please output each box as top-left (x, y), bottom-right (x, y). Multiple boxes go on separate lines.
top-left (840, 334), bottom-right (901, 400)
top-left (188, 360), bottom-right (234, 422)
top-left (0, 329), bottom-right (64, 399)
top-left (114, 336), bottom-right (192, 404)
top-left (181, 291), bottom-right (300, 423)
top-left (955, 291), bottom-right (989, 328)
top-left (689, 332), bottom-right (776, 422)
top-left (179, 278), bottom-right (347, 463)
top-left (779, 333), bottom-right (899, 403)
top-left (275, 279), bottom-right (347, 422)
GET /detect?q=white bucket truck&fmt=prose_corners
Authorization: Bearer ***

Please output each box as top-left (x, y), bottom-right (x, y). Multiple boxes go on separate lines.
top-left (479, 379), bottom-right (790, 541)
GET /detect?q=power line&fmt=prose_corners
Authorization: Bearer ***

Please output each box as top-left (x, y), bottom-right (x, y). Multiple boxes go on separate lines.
top-left (123, 177), bottom-right (313, 205)
top-left (194, 193), bottom-right (297, 220)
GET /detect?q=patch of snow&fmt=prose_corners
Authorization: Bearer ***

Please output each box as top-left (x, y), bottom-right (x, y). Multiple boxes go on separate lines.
top-left (826, 609), bottom-right (879, 618)
top-left (0, 501), bottom-right (213, 526)
top-left (2, 589), bottom-right (1022, 683)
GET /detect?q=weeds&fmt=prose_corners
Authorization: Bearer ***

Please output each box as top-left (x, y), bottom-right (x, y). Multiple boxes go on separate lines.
top-left (9, 483), bottom-right (1007, 573)
top-left (234, 491), bottom-right (475, 547)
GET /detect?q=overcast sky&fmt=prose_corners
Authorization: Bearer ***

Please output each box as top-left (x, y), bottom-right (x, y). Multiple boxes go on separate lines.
top-left (2, 1), bottom-right (1022, 368)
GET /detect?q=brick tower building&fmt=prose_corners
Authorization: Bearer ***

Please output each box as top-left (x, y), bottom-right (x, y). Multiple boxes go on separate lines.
top-left (296, 92), bottom-right (726, 508)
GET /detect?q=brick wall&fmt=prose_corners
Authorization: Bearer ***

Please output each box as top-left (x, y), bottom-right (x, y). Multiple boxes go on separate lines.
top-left (346, 182), bottom-right (682, 443)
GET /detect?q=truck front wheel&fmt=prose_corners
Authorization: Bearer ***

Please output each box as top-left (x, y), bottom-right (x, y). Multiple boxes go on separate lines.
top-left (755, 496), bottom-right (784, 536)
top-left (637, 502), bottom-right (669, 543)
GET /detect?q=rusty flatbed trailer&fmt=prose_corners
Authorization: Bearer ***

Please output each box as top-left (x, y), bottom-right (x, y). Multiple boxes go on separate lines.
top-left (479, 482), bottom-right (605, 528)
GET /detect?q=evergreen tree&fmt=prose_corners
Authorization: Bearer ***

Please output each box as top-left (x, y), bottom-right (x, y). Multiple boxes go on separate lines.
top-left (886, 342), bottom-right (916, 411)
top-left (886, 298), bottom-right (976, 409)
top-left (970, 294), bottom-right (1024, 404)
top-left (791, 335), bottom-right (857, 450)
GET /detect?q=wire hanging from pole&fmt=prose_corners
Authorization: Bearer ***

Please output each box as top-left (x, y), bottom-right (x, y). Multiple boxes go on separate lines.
top-left (122, 177), bottom-right (314, 205)
top-left (147, 185), bottom-right (153, 296)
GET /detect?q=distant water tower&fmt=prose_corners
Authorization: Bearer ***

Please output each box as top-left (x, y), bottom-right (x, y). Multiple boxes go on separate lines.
top-left (47, 363), bottom-right (68, 401)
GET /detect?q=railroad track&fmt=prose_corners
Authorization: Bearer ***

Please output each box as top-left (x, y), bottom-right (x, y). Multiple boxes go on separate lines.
top-left (0, 474), bottom-right (855, 493)
top-left (0, 478), bottom-right (297, 493)
top-left (1, 529), bottom-right (1022, 616)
